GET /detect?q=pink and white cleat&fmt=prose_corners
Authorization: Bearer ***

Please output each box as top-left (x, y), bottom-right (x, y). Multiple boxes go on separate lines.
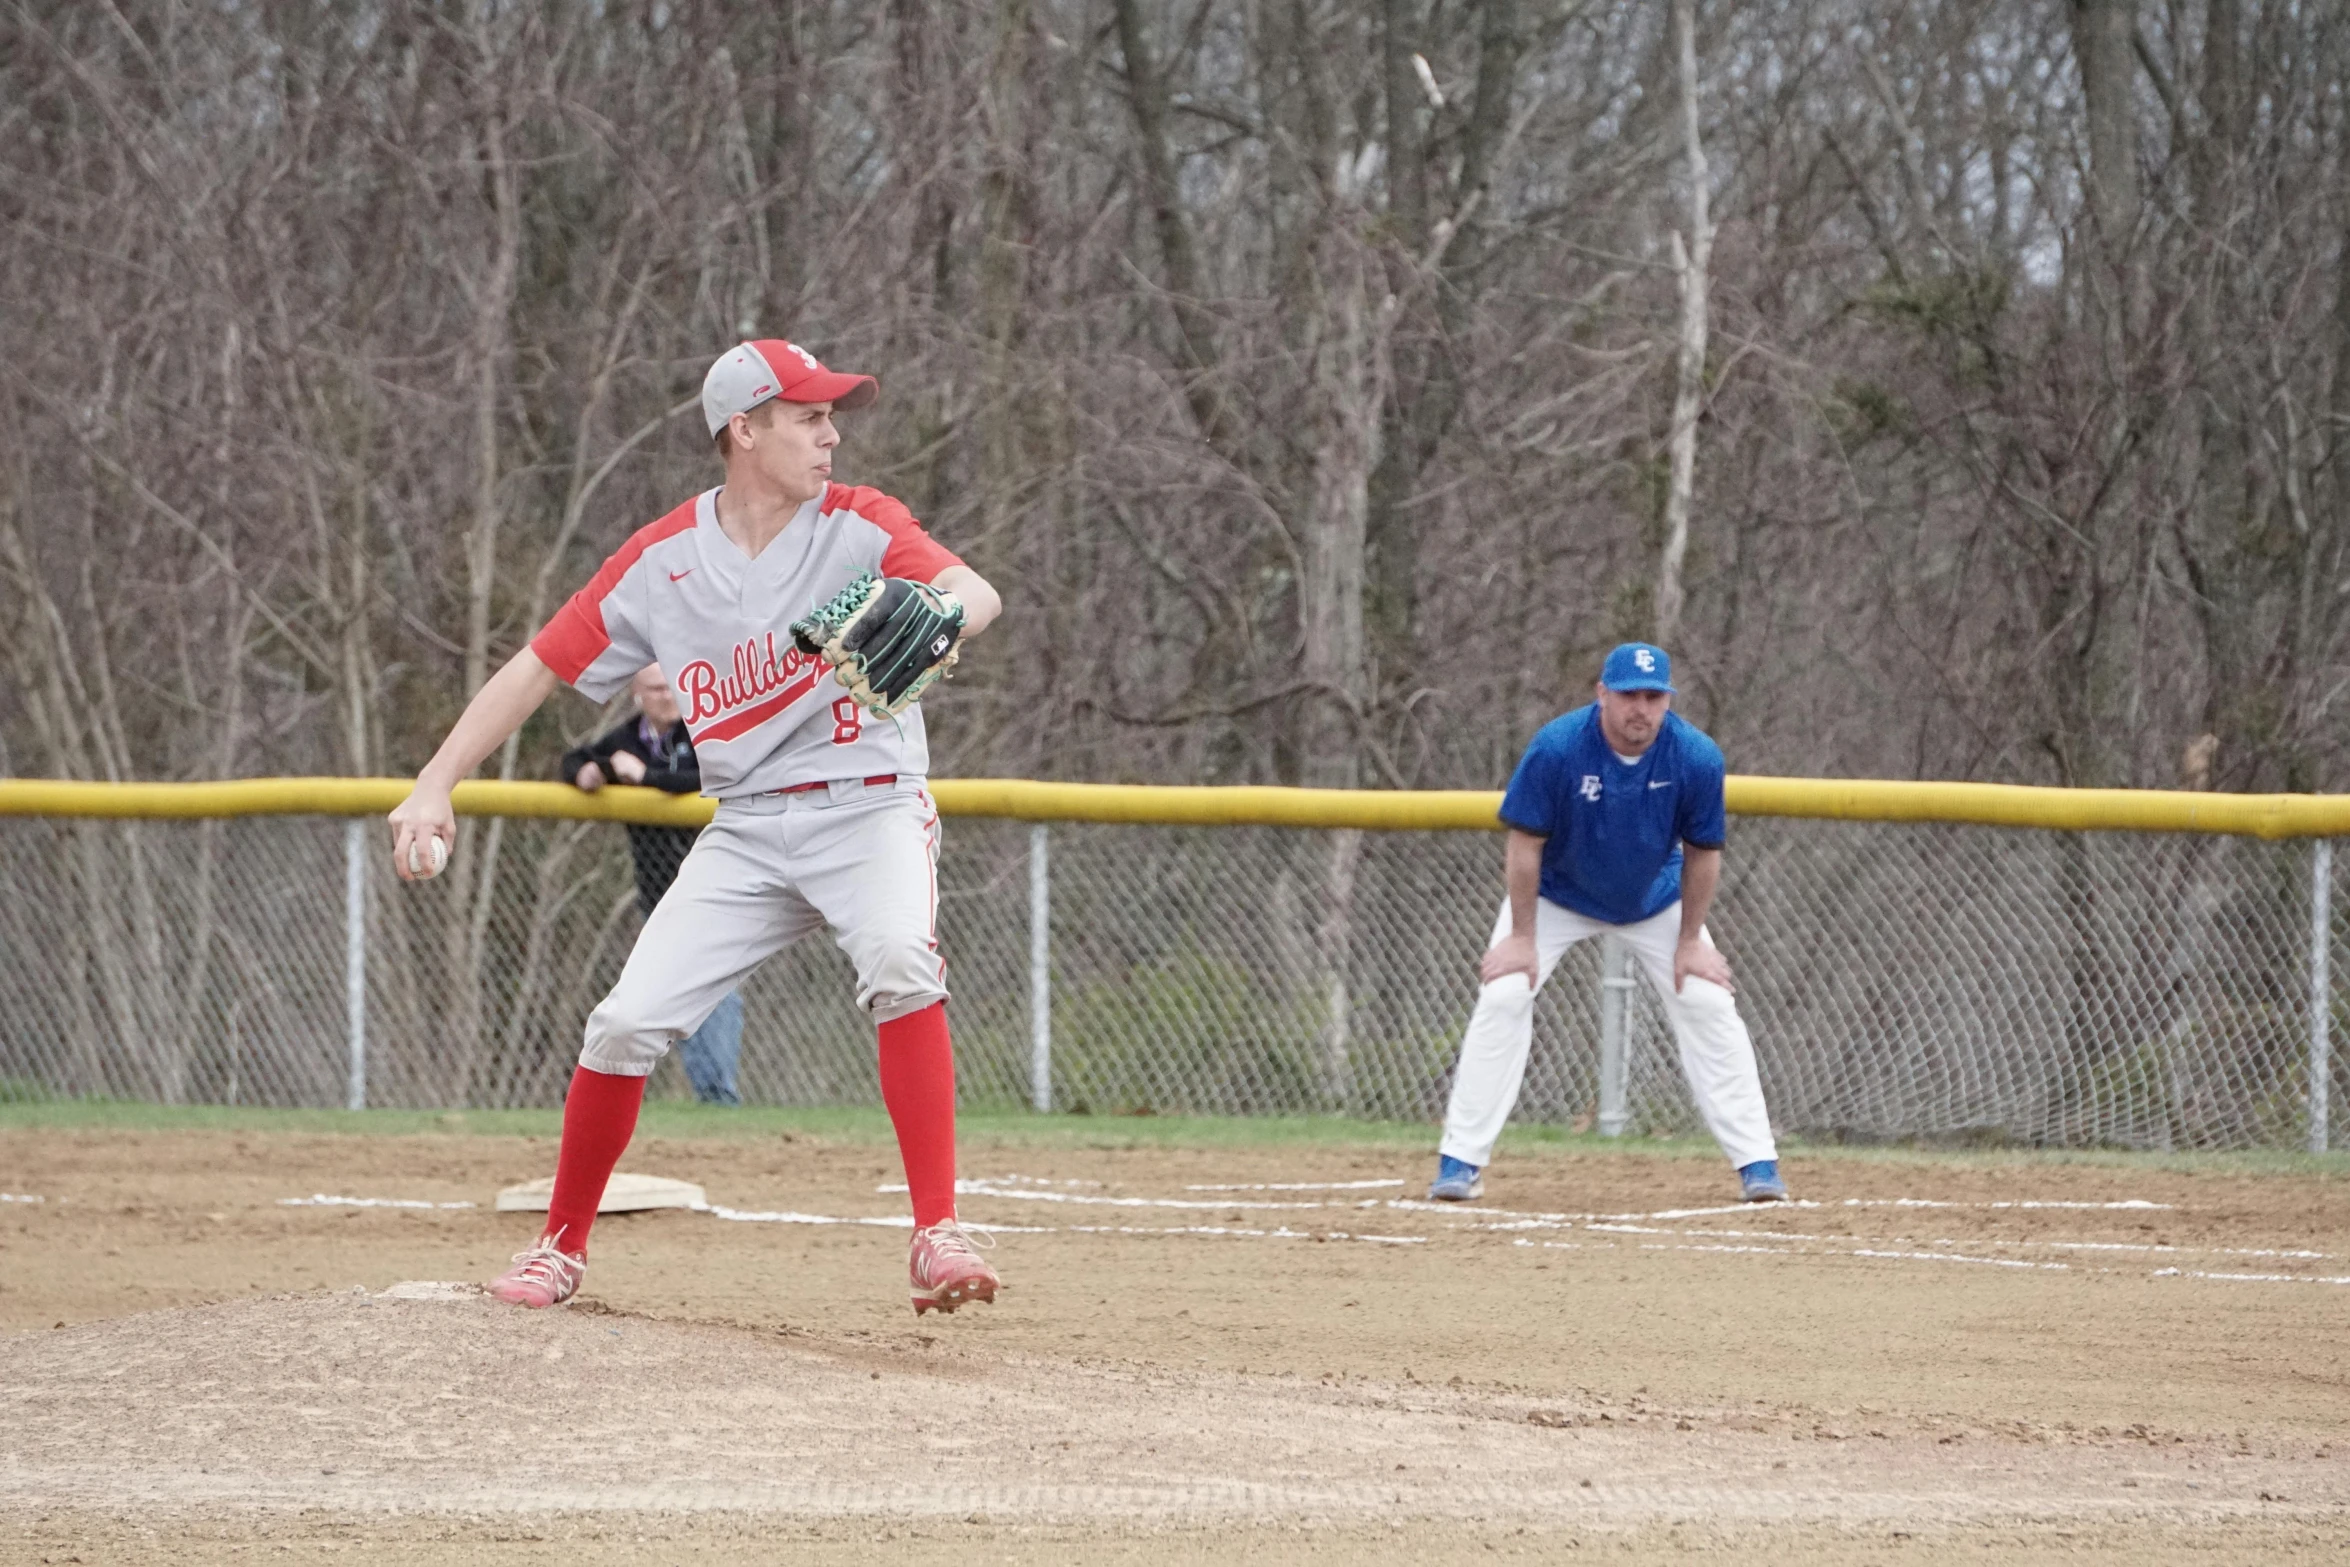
top-left (909, 1220), bottom-right (1000, 1315)
top-left (488, 1237), bottom-right (585, 1308)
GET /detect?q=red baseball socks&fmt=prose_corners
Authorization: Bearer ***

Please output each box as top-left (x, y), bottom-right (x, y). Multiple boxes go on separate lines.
top-left (879, 1002), bottom-right (959, 1228)
top-left (540, 1065), bottom-right (647, 1257)
top-left (538, 1003), bottom-right (956, 1253)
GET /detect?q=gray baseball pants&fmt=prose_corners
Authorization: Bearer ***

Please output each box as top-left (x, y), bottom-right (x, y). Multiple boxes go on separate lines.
top-left (579, 777), bottom-right (945, 1078)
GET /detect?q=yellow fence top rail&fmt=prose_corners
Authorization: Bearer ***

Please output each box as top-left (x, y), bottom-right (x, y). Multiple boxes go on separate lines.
top-left (0, 777), bottom-right (711, 827)
top-left (0, 776), bottom-right (2345, 838)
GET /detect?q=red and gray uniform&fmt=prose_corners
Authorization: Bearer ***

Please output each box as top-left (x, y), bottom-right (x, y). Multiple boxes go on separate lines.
top-left (531, 483), bottom-right (963, 1072)
top-left (534, 483), bottom-right (959, 793)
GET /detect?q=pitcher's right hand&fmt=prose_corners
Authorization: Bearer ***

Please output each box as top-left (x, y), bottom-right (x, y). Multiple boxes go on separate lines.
top-left (389, 787), bottom-right (456, 881)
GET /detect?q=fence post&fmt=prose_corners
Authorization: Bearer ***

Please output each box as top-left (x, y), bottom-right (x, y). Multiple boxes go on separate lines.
top-left (2313, 838), bottom-right (2333, 1156)
top-left (1029, 822), bottom-right (1051, 1113)
top-left (344, 818), bottom-right (367, 1112)
top-left (1598, 935), bottom-right (1634, 1136)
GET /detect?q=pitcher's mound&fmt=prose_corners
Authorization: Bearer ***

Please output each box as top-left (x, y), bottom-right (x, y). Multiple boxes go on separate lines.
top-left (5, 1293), bottom-right (2339, 1529)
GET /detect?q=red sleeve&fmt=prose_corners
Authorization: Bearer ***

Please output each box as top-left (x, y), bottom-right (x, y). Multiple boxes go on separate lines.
top-left (532, 585), bottom-right (614, 685)
top-left (530, 500), bottom-right (696, 683)
top-left (826, 483), bottom-right (964, 581)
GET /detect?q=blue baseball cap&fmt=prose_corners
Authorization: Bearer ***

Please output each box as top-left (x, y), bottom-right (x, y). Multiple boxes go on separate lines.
top-left (1600, 642), bottom-right (1675, 693)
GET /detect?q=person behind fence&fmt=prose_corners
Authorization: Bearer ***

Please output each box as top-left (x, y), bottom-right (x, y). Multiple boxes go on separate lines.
top-left (1428, 642), bottom-right (1788, 1205)
top-left (562, 663), bottom-right (745, 1108)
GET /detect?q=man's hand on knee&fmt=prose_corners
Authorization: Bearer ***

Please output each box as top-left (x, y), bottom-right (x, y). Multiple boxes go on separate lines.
top-left (1673, 937), bottom-right (1734, 995)
top-left (1479, 932), bottom-right (1539, 986)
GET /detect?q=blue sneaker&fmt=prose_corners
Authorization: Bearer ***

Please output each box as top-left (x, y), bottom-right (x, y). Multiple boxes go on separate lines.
top-left (1738, 1159), bottom-right (1789, 1203)
top-left (1428, 1155), bottom-right (1484, 1202)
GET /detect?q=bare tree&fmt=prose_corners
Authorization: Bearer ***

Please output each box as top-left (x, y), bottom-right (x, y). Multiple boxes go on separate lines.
top-left (1653, 0), bottom-right (1713, 646)
top-left (2, 0), bottom-right (2348, 1096)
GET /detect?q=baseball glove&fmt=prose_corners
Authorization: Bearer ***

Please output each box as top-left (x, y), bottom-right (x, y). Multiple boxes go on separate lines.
top-left (790, 571), bottom-right (966, 718)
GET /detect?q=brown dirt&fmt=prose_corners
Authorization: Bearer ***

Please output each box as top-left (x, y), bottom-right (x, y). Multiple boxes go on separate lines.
top-left (4, 1126), bottom-right (2349, 1564)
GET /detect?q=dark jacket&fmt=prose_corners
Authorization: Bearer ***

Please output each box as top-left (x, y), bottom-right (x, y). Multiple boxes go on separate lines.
top-left (560, 716), bottom-right (702, 912)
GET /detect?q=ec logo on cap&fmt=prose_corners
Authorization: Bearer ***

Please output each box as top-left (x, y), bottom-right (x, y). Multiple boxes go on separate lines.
top-left (1601, 641), bottom-right (1674, 693)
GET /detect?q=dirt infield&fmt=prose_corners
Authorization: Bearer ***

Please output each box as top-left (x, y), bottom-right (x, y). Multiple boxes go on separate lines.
top-left (5, 1115), bottom-right (2349, 1563)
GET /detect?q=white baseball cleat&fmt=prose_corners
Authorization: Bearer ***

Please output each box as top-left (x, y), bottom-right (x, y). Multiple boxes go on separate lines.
top-left (487, 1237), bottom-right (585, 1308)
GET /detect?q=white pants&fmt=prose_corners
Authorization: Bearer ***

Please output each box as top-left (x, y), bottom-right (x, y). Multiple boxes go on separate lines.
top-left (579, 778), bottom-right (945, 1077)
top-left (1438, 898), bottom-right (1777, 1170)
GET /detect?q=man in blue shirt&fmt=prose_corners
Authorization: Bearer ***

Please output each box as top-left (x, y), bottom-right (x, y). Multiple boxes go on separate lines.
top-left (1429, 643), bottom-right (1786, 1203)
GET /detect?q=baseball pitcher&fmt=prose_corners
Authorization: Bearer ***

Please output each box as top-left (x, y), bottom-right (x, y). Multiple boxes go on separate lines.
top-left (388, 340), bottom-right (1004, 1315)
top-left (1428, 643), bottom-right (1787, 1204)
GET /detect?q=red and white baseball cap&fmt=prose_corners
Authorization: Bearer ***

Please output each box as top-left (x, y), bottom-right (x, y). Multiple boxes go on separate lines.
top-left (701, 339), bottom-right (878, 436)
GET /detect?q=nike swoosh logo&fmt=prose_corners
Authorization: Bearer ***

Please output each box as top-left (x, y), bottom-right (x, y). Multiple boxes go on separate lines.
top-left (1648, 780), bottom-right (1673, 789)
top-left (669, 569), bottom-right (695, 582)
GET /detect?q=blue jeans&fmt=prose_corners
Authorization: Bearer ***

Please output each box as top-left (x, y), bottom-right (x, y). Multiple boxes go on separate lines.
top-left (677, 990), bottom-right (744, 1106)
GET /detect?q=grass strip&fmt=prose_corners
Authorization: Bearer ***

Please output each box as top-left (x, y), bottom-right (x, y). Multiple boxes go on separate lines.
top-left (3, 1098), bottom-right (2347, 1177)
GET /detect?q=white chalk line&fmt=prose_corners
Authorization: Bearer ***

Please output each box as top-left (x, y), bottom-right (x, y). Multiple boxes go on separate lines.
top-left (272, 1173), bottom-right (2316, 1285)
top-left (918, 1185), bottom-right (2288, 1276)
top-left (885, 1179), bottom-right (1346, 1212)
top-left (932, 1184), bottom-right (2171, 1228)
top-left (698, 1204), bottom-right (916, 1230)
top-left (959, 1184), bottom-right (1382, 1211)
top-left (2032, 1239), bottom-right (2331, 1260)
top-left (1637, 1202), bottom-right (1815, 1219)
top-left (1392, 1195), bottom-right (2176, 1224)
top-left (959, 1174), bottom-right (1106, 1189)
top-left (268, 1177), bottom-right (2316, 1286)
top-left (1, 1193), bottom-right (44, 1204)
top-left (1182, 1179), bottom-right (1405, 1192)
top-left (1069, 1223), bottom-right (1313, 1240)
top-left (1841, 1197), bottom-right (2174, 1212)
top-left (885, 1174), bottom-right (1404, 1195)
top-left (1499, 1216), bottom-right (2338, 1273)
top-left (279, 1194), bottom-right (476, 1210)
top-left (873, 1175), bottom-right (1106, 1193)
top-left (1065, 1224), bottom-right (1425, 1245)
top-left (949, 1187), bottom-right (1829, 1222)
top-left (691, 1202), bottom-right (1420, 1247)
top-left (1638, 1239), bottom-right (2068, 1272)
top-left (860, 1180), bottom-right (2336, 1284)
top-left (925, 1182), bottom-right (2334, 1282)
top-left (2153, 1267), bottom-right (2350, 1286)
top-left (1852, 1248), bottom-right (2069, 1271)
top-left (1547, 1219), bottom-right (2333, 1265)
top-left (1585, 1221), bottom-right (1746, 1237)
top-left (1600, 1229), bottom-right (2344, 1287)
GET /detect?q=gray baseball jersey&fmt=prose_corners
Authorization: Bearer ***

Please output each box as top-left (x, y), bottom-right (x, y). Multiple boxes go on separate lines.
top-left (533, 485), bottom-right (963, 796)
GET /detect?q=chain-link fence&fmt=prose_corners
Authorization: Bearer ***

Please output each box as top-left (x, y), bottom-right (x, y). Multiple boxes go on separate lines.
top-left (0, 804), bottom-right (2340, 1151)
